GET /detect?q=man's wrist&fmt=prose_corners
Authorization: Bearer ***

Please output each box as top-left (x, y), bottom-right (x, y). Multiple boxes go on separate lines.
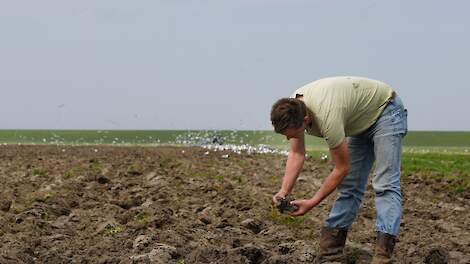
top-left (308, 197), bottom-right (320, 207)
top-left (278, 189), bottom-right (289, 197)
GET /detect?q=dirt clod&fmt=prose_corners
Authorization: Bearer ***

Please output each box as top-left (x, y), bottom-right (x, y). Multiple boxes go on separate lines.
top-left (149, 243), bottom-right (178, 260)
top-left (275, 196), bottom-right (299, 214)
top-left (97, 175), bottom-right (110, 184)
top-left (235, 244), bottom-right (267, 264)
top-left (425, 247), bottom-right (449, 264)
top-left (0, 199), bottom-right (12, 212)
top-left (241, 218), bottom-right (263, 234)
top-left (133, 235), bottom-right (152, 251)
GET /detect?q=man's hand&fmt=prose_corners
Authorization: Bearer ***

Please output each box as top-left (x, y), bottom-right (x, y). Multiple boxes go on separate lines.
top-left (272, 189), bottom-right (288, 204)
top-left (290, 199), bottom-right (317, 216)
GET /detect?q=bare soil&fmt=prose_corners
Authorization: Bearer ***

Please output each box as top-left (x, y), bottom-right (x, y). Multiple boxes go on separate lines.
top-left (0, 145), bottom-right (469, 263)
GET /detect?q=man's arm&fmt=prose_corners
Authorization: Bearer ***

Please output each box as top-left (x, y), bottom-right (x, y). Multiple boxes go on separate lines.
top-left (312, 139), bottom-right (349, 203)
top-left (273, 133), bottom-right (306, 201)
top-left (291, 139), bottom-right (349, 215)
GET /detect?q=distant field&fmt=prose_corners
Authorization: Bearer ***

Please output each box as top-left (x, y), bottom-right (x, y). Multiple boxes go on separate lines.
top-left (0, 130), bottom-right (469, 153)
top-left (1, 130), bottom-right (468, 191)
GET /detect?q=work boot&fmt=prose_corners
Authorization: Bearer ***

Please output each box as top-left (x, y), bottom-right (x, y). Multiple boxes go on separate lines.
top-left (314, 227), bottom-right (348, 263)
top-left (371, 232), bottom-right (396, 264)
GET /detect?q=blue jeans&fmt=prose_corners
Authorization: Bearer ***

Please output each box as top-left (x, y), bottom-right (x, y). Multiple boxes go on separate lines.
top-left (324, 95), bottom-right (408, 236)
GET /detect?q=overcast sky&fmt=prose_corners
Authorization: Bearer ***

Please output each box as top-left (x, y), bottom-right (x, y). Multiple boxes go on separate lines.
top-left (0, 0), bottom-right (469, 131)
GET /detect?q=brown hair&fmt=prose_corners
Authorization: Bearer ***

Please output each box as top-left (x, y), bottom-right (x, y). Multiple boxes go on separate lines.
top-left (270, 98), bottom-right (307, 133)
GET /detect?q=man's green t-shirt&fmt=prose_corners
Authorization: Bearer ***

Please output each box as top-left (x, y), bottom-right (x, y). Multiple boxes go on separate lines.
top-left (291, 76), bottom-right (394, 149)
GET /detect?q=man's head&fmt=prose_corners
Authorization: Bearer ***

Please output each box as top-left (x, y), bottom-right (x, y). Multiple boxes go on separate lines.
top-left (270, 98), bottom-right (308, 138)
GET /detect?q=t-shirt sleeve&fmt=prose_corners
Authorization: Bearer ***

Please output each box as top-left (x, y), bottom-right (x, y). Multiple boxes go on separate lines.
top-left (322, 112), bottom-right (346, 149)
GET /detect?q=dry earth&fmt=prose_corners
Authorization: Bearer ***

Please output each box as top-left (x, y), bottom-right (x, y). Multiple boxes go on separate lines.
top-left (0, 145), bottom-right (469, 263)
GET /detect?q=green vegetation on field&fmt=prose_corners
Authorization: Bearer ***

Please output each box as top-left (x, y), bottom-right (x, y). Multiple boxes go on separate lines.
top-left (403, 131), bottom-right (470, 147)
top-left (270, 205), bottom-right (307, 226)
top-left (64, 166), bottom-right (83, 178)
top-left (32, 168), bottom-right (48, 177)
top-left (127, 164), bottom-right (143, 176)
top-left (307, 150), bottom-right (470, 192)
top-left (103, 224), bottom-right (124, 236)
top-left (401, 152), bottom-right (470, 192)
top-left (134, 212), bottom-right (151, 227)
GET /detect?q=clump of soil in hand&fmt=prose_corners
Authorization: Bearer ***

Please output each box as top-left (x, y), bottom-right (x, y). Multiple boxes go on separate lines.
top-left (276, 197), bottom-right (298, 214)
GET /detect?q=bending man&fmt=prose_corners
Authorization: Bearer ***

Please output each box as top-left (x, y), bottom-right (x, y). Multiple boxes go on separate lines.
top-left (271, 76), bottom-right (407, 263)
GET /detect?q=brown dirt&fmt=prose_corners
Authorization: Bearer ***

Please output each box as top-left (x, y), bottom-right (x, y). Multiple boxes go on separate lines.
top-left (0, 145), bottom-right (469, 264)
